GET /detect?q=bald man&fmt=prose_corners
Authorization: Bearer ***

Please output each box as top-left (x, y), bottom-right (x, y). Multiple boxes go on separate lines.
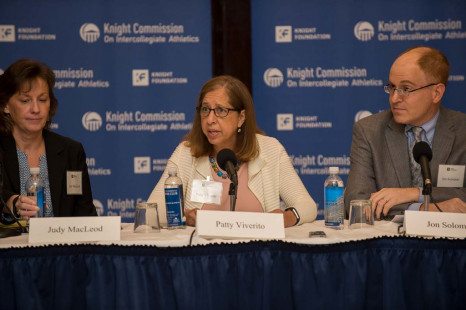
top-left (345, 46), bottom-right (466, 219)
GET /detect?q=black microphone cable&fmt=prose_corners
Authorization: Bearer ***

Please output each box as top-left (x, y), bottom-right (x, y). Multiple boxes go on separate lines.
top-left (429, 194), bottom-right (443, 212)
top-left (189, 228), bottom-right (196, 246)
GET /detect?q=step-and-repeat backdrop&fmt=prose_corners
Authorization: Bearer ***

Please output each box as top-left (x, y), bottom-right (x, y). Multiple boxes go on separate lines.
top-left (251, 0), bottom-right (466, 218)
top-left (2, 0), bottom-right (465, 220)
top-left (0, 0), bottom-right (212, 221)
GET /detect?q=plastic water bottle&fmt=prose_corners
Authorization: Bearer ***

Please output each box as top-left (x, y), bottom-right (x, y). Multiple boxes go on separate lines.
top-left (164, 167), bottom-right (186, 229)
top-left (324, 166), bottom-right (344, 229)
top-left (25, 167), bottom-right (45, 217)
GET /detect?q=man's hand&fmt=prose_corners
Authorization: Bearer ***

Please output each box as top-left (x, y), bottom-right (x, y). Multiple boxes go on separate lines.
top-left (370, 188), bottom-right (419, 219)
top-left (431, 198), bottom-right (466, 213)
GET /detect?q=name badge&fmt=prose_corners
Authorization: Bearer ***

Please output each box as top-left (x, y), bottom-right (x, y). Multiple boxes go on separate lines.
top-left (190, 178), bottom-right (222, 205)
top-left (29, 216), bottom-right (121, 243)
top-left (67, 171), bottom-right (83, 195)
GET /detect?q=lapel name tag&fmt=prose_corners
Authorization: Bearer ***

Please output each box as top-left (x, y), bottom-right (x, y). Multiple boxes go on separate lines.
top-left (29, 216), bottom-right (121, 243)
top-left (437, 165), bottom-right (465, 187)
top-left (404, 210), bottom-right (466, 238)
top-left (67, 171), bottom-right (83, 195)
top-left (196, 210), bottom-right (285, 240)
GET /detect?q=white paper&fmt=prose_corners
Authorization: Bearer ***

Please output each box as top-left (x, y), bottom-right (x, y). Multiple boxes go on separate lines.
top-left (190, 179), bottom-right (223, 204)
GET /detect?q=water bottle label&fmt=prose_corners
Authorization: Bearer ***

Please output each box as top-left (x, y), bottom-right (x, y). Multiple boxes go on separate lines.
top-left (36, 190), bottom-right (44, 217)
top-left (164, 187), bottom-right (186, 227)
top-left (27, 187), bottom-right (45, 217)
top-left (324, 187), bottom-right (344, 226)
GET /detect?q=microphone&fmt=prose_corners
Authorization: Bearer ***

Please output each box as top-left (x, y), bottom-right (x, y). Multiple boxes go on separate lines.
top-left (217, 149), bottom-right (238, 185)
top-left (217, 148), bottom-right (238, 211)
top-left (413, 141), bottom-right (433, 194)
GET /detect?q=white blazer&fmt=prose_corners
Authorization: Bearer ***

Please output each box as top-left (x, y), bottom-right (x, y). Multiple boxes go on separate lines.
top-left (148, 134), bottom-right (317, 225)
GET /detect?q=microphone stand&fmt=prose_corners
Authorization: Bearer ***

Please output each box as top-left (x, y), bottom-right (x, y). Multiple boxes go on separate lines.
top-left (422, 182), bottom-right (432, 212)
top-left (229, 182), bottom-right (237, 212)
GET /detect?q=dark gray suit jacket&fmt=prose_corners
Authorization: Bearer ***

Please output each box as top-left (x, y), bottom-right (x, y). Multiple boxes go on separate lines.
top-left (1, 130), bottom-right (97, 223)
top-left (345, 106), bottom-right (466, 214)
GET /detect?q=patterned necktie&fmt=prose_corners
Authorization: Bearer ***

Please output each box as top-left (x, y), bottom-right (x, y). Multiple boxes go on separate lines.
top-left (409, 126), bottom-right (424, 187)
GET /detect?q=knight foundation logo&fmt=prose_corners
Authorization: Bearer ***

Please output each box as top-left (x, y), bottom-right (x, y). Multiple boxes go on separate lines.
top-left (82, 112), bottom-right (103, 131)
top-left (132, 69), bottom-right (150, 86)
top-left (277, 114), bottom-right (294, 131)
top-left (354, 21), bottom-right (374, 41)
top-left (276, 26), bottom-right (292, 43)
top-left (264, 68), bottom-right (284, 88)
top-left (134, 157), bottom-right (151, 174)
top-left (0, 25), bottom-right (15, 42)
top-left (80, 23), bottom-right (100, 43)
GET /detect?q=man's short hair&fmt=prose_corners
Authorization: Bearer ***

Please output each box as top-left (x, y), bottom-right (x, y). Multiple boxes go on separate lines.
top-left (400, 46), bottom-right (450, 85)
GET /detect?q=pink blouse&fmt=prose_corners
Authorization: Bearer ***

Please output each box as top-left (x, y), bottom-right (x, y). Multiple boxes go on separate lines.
top-left (202, 162), bottom-right (263, 212)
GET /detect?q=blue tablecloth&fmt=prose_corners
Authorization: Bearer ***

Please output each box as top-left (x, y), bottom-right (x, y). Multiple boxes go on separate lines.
top-left (0, 237), bottom-right (465, 310)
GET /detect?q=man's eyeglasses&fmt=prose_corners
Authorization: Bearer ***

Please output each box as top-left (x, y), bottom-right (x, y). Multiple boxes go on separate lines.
top-left (197, 106), bottom-right (241, 118)
top-left (383, 83), bottom-right (437, 97)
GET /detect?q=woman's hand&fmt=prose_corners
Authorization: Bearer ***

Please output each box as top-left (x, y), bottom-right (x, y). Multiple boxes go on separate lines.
top-left (8, 195), bottom-right (39, 221)
top-left (185, 208), bottom-right (200, 226)
top-left (269, 209), bottom-right (297, 228)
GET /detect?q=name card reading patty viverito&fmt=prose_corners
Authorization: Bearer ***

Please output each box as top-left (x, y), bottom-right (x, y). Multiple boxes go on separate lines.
top-left (404, 210), bottom-right (466, 238)
top-left (196, 210), bottom-right (285, 240)
top-left (28, 216), bottom-right (121, 244)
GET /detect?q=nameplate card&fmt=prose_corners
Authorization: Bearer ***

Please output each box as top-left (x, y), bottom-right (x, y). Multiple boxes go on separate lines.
top-left (196, 210), bottom-right (285, 240)
top-left (404, 210), bottom-right (466, 238)
top-left (29, 216), bottom-right (121, 244)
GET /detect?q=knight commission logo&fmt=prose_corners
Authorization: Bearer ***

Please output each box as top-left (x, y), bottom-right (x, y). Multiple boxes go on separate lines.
top-left (82, 112), bottom-right (103, 131)
top-left (354, 21), bottom-right (374, 41)
top-left (354, 110), bottom-right (373, 123)
top-left (80, 23), bottom-right (100, 43)
top-left (93, 199), bottom-right (104, 216)
top-left (264, 68), bottom-right (284, 88)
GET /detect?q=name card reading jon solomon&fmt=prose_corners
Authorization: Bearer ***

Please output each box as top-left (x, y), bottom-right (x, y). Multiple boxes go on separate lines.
top-left (404, 210), bottom-right (466, 239)
top-left (29, 216), bottom-right (121, 243)
top-left (196, 210), bottom-right (285, 239)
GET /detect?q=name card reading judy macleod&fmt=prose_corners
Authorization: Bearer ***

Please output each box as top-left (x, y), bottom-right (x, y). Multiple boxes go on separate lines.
top-left (196, 210), bottom-right (285, 240)
top-left (29, 216), bottom-right (121, 243)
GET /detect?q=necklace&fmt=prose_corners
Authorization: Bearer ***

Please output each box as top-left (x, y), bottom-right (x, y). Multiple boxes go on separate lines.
top-left (209, 156), bottom-right (240, 179)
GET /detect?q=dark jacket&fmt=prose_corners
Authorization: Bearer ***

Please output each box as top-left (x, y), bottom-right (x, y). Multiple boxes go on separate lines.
top-left (1, 130), bottom-right (97, 223)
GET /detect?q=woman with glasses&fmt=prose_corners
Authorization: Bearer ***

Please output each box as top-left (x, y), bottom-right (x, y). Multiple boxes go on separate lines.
top-left (148, 75), bottom-right (317, 227)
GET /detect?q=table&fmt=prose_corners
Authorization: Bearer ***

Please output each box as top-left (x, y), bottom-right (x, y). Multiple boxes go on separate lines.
top-left (0, 221), bottom-right (465, 310)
